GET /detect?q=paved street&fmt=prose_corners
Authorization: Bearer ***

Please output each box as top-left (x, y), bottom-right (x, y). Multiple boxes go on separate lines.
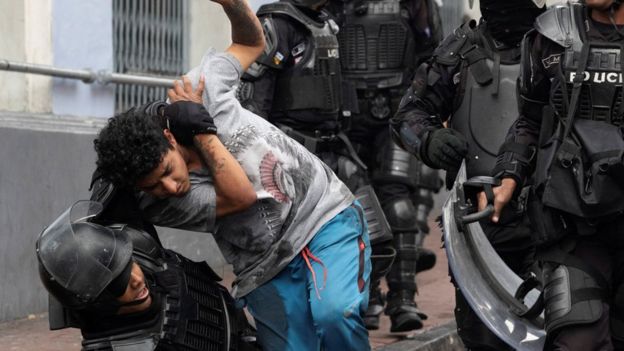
top-left (0, 218), bottom-right (455, 350)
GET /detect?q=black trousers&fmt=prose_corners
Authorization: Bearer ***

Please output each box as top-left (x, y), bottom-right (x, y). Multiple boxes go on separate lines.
top-left (545, 217), bottom-right (624, 351)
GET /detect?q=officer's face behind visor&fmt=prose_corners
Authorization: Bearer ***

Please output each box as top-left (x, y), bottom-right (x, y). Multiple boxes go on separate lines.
top-left (109, 261), bottom-right (152, 315)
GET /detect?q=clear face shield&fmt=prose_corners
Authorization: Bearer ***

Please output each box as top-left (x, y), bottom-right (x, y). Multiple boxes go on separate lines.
top-left (36, 201), bottom-right (133, 302)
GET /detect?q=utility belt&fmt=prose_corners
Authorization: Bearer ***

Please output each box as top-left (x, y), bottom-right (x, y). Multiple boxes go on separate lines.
top-left (278, 125), bottom-right (367, 170)
top-left (527, 184), bottom-right (624, 248)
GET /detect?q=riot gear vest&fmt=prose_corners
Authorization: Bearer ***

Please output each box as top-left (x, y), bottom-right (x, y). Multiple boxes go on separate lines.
top-left (531, 3), bottom-right (624, 218)
top-left (449, 23), bottom-right (522, 180)
top-left (336, 0), bottom-right (416, 91)
top-left (544, 4), bottom-right (624, 125)
top-left (52, 225), bottom-right (254, 351)
top-left (256, 2), bottom-right (342, 120)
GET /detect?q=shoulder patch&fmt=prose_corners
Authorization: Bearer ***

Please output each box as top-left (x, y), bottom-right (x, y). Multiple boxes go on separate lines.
top-left (541, 53), bottom-right (561, 69)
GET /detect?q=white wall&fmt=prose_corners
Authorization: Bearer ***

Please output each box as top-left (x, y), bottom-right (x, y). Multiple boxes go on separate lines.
top-left (0, 0), bottom-right (53, 114)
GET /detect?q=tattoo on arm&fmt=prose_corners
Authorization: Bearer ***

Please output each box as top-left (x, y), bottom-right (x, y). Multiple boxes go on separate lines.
top-left (222, 0), bottom-right (263, 46)
top-left (194, 136), bottom-right (228, 176)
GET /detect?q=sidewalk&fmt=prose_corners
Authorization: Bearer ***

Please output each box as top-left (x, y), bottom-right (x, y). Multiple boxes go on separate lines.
top-left (0, 219), bottom-right (456, 351)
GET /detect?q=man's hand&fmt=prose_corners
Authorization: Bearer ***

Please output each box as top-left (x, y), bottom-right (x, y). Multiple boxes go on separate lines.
top-left (425, 128), bottom-right (469, 171)
top-left (168, 75), bottom-right (205, 104)
top-left (164, 101), bottom-right (217, 146)
top-left (477, 178), bottom-right (517, 223)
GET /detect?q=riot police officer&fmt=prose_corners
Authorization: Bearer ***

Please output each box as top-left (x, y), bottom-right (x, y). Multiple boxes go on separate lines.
top-left (482, 0), bottom-right (624, 349)
top-left (322, 0), bottom-right (443, 332)
top-left (391, 0), bottom-right (545, 349)
top-left (36, 201), bottom-right (258, 351)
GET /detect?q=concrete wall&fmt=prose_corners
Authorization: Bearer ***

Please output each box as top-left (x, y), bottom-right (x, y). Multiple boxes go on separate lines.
top-left (0, 113), bottom-right (226, 322)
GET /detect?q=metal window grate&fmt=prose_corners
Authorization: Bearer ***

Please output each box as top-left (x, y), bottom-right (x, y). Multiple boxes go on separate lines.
top-left (112, 0), bottom-right (187, 113)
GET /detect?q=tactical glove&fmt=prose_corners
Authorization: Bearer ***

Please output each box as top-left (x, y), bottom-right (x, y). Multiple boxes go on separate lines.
top-left (164, 101), bottom-right (218, 146)
top-left (424, 128), bottom-right (468, 171)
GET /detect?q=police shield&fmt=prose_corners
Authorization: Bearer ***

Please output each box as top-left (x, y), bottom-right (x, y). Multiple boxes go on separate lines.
top-left (442, 161), bottom-right (546, 351)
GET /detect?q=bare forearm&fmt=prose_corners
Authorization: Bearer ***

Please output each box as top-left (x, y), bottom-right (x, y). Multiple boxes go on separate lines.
top-left (220, 0), bottom-right (263, 47)
top-left (193, 134), bottom-right (256, 215)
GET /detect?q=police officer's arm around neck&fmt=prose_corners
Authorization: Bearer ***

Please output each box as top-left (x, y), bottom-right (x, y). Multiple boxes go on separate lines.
top-left (215, 0), bottom-right (266, 71)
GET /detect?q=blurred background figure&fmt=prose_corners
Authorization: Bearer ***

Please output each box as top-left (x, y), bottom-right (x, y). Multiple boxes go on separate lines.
top-left (323, 0), bottom-right (444, 333)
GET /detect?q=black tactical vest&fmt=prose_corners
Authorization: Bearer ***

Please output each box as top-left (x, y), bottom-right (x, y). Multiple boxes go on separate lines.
top-left (336, 0), bottom-right (415, 91)
top-left (548, 4), bottom-right (624, 125)
top-left (533, 3), bottom-right (624, 218)
top-left (450, 25), bottom-right (522, 179)
top-left (258, 2), bottom-right (342, 118)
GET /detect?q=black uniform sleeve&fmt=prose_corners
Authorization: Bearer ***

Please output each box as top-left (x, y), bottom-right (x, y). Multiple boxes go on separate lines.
top-left (492, 30), bottom-right (556, 187)
top-left (390, 31), bottom-right (464, 166)
top-left (238, 15), bottom-right (297, 119)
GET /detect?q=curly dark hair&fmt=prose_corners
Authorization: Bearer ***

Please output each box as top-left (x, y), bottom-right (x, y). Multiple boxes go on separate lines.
top-left (94, 107), bottom-right (171, 188)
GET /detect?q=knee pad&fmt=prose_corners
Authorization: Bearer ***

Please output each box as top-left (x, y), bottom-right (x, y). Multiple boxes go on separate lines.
top-left (543, 264), bottom-right (604, 334)
top-left (412, 188), bottom-right (435, 234)
top-left (354, 185), bottom-right (392, 245)
top-left (372, 137), bottom-right (421, 188)
top-left (383, 197), bottom-right (419, 233)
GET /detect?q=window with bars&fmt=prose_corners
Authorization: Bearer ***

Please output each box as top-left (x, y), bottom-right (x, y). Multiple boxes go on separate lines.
top-left (112, 0), bottom-right (188, 113)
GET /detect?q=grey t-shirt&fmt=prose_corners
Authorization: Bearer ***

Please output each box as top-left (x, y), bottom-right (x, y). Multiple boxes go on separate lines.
top-left (139, 49), bottom-right (354, 297)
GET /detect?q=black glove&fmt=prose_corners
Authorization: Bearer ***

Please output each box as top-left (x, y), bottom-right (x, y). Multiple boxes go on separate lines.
top-left (163, 101), bottom-right (217, 145)
top-left (424, 128), bottom-right (469, 171)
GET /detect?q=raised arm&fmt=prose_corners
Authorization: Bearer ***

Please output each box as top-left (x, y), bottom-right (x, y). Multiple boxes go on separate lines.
top-left (214, 0), bottom-right (265, 71)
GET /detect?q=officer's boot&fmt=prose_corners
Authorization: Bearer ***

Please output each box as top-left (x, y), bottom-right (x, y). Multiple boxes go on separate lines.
top-left (384, 232), bottom-right (427, 332)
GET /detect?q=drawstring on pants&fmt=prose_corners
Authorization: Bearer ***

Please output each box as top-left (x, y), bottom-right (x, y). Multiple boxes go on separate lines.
top-left (301, 246), bottom-right (327, 300)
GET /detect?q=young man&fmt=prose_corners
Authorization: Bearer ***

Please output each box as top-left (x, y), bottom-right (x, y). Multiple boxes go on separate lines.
top-left (236, 0), bottom-right (397, 335)
top-left (482, 0), bottom-right (624, 349)
top-left (93, 0), bottom-right (372, 350)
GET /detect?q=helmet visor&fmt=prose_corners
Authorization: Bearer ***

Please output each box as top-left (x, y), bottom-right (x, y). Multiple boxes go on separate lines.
top-left (37, 201), bottom-right (133, 301)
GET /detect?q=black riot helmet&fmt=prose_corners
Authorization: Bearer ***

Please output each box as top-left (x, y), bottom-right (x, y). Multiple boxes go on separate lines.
top-left (36, 201), bottom-right (134, 310)
top-left (480, 0), bottom-right (546, 46)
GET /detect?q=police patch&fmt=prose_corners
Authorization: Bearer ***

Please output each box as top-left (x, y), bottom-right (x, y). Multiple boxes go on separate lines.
top-left (273, 51), bottom-right (284, 66)
top-left (542, 54), bottom-right (561, 69)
